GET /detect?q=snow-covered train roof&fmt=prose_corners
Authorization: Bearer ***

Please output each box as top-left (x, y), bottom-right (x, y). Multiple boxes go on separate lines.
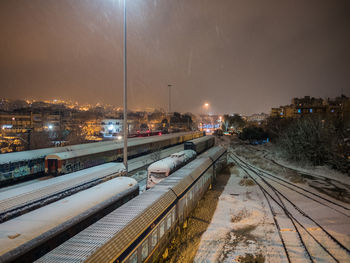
top-left (0, 176), bottom-right (137, 262)
top-left (0, 131), bottom-right (201, 164)
top-left (0, 139), bottom-right (119, 165)
top-left (36, 178), bottom-right (176, 263)
top-left (45, 132), bottom-right (200, 161)
top-left (199, 146), bottom-right (226, 160)
top-left (0, 163), bottom-right (125, 215)
top-left (170, 150), bottom-right (196, 159)
top-left (186, 135), bottom-right (214, 144)
top-left (148, 150), bottom-right (197, 174)
top-left (148, 157), bottom-right (177, 174)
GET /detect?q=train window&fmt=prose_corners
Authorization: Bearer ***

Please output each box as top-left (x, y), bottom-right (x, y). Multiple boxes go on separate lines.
top-left (166, 215), bottom-right (170, 230)
top-left (141, 239), bottom-right (149, 261)
top-left (129, 251), bottom-right (137, 263)
top-left (160, 221), bottom-right (165, 238)
top-left (151, 230), bottom-right (158, 249)
top-left (172, 209), bottom-right (176, 223)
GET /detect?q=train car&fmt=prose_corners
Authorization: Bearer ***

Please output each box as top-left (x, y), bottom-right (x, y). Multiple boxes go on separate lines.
top-left (45, 131), bottom-right (204, 175)
top-left (36, 146), bottom-right (227, 263)
top-left (184, 135), bottom-right (215, 154)
top-left (0, 139), bottom-right (123, 186)
top-left (200, 146), bottom-right (227, 176)
top-left (0, 162), bottom-right (126, 223)
top-left (0, 177), bottom-right (138, 263)
top-left (146, 150), bottom-right (197, 189)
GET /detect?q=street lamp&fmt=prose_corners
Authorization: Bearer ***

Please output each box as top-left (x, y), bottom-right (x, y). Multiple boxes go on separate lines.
top-left (122, 0), bottom-right (128, 172)
top-left (203, 103), bottom-right (209, 115)
top-left (203, 103), bottom-right (210, 132)
top-left (168, 84), bottom-right (173, 114)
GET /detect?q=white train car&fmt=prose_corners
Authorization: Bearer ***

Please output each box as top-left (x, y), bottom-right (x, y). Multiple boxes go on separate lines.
top-left (0, 177), bottom-right (138, 263)
top-left (146, 150), bottom-right (197, 189)
top-left (0, 162), bottom-right (126, 223)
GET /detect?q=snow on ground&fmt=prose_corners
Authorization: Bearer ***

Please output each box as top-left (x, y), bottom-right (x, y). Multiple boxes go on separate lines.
top-left (195, 165), bottom-right (287, 263)
top-left (269, 157), bottom-right (350, 186)
top-left (196, 139), bottom-right (350, 263)
top-left (253, 144), bottom-right (350, 186)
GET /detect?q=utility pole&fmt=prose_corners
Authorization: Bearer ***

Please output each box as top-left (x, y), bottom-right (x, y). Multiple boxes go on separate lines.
top-left (123, 0), bottom-right (128, 172)
top-left (168, 84), bottom-right (172, 129)
top-left (168, 84), bottom-right (172, 114)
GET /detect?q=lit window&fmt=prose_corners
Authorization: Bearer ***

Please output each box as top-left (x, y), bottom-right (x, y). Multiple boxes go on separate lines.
top-left (151, 230), bottom-right (158, 249)
top-left (129, 251), bottom-right (137, 263)
top-left (160, 221), bottom-right (165, 238)
top-left (141, 240), bottom-right (148, 261)
top-left (309, 109), bottom-right (313, 113)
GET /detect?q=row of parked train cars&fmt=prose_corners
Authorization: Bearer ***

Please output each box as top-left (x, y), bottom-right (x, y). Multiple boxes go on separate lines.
top-left (146, 135), bottom-right (215, 189)
top-left (0, 131), bottom-right (204, 186)
top-left (37, 146), bottom-right (227, 263)
top-left (0, 135), bottom-right (222, 262)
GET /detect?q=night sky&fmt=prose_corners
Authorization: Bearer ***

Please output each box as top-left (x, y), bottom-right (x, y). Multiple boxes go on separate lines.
top-left (0, 0), bottom-right (349, 115)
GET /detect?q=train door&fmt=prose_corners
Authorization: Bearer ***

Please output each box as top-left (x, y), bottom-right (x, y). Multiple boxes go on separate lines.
top-left (47, 159), bottom-right (58, 175)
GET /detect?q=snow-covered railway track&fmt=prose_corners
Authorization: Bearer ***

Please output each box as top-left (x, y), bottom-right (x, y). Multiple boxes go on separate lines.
top-left (247, 145), bottom-right (350, 190)
top-left (231, 153), bottom-right (313, 262)
top-left (243, 162), bottom-right (350, 217)
top-left (230, 152), bottom-right (350, 263)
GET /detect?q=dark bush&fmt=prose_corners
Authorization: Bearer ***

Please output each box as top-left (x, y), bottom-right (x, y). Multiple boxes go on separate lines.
top-left (239, 127), bottom-right (268, 141)
top-left (277, 115), bottom-right (349, 172)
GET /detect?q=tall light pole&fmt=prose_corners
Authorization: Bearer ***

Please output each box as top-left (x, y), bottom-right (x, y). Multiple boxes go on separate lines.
top-left (203, 102), bottom-right (209, 132)
top-left (168, 84), bottom-right (172, 114)
top-left (167, 84), bottom-right (172, 129)
top-left (123, 0), bottom-right (128, 172)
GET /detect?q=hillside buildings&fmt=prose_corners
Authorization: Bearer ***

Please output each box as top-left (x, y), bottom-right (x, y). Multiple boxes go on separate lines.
top-left (271, 95), bottom-right (350, 122)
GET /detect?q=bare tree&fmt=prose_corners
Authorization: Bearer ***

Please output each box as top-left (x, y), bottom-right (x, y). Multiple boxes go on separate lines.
top-left (65, 127), bottom-right (86, 145)
top-left (27, 131), bottom-right (52, 150)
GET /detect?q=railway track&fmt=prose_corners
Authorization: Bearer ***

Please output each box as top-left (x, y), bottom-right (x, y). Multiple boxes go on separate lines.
top-left (247, 146), bottom-right (350, 190)
top-left (243, 162), bottom-right (350, 217)
top-left (229, 151), bottom-right (350, 262)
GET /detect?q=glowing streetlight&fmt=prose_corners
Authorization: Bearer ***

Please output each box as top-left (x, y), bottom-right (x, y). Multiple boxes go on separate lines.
top-left (203, 103), bottom-right (210, 115)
